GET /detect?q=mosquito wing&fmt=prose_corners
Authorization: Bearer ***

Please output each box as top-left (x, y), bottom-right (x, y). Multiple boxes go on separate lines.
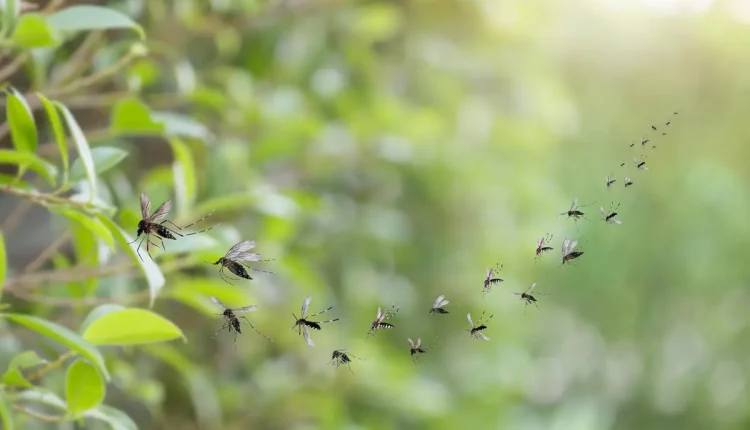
top-left (408, 338), bottom-right (415, 349)
top-left (150, 199), bottom-right (172, 223)
top-left (570, 197), bottom-right (578, 211)
top-left (562, 238), bottom-right (571, 254)
top-left (415, 338), bottom-right (421, 349)
top-left (234, 305), bottom-right (258, 313)
top-left (569, 240), bottom-right (579, 250)
top-left (600, 206), bottom-right (607, 216)
top-left (467, 313), bottom-right (474, 328)
top-left (210, 295), bottom-right (227, 310)
top-left (439, 299), bottom-right (449, 307)
top-left (433, 295), bottom-right (445, 308)
top-left (238, 252), bottom-right (262, 262)
top-left (526, 283), bottom-right (537, 294)
top-left (224, 240), bottom-right (257, 260)
top-left (376, 307), bottom-right (383, 322)
top-left (139, 191), bottom-right (152, 220)
top-left (301, 296), bottom-right (312, 318)
top-left (476, 332), bottom-right (490, 341)
top-left (612, 219), bottom-right (622, 224)
top-left (303, 326), bottom-right (314, 347)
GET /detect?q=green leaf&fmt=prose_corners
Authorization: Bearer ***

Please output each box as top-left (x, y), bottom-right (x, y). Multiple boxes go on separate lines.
top-left (169, 138), bottom-right (196, 214)
top-left (37, 93), bottom-right (68, 184)
top-left (83, 405), bottom-right (137, 430)
top-left (65, 359), bottom-right (105, 416)
top-left (55, 209), bottom-right (115, 249)
top-left (46, 5), bottom-right (144, 39)
top-left (0, 149), bottom-right (57, 185)
top-left (0, 231), bottom-right (5, 300)
top-left (96, 215), bottom-right (165, 306)
top-left (110, 97), bottom-right (164, 134)
top-left (152, 112), bottom-right (210, 140)
top-left (0, 390), bottom-right (13, 430)
top-left (79, 304), bottom-right (125, 333)
top-left (83, 308), bottom-right (185, 345)
top-left (11, 13), bottom-right (57, 48)
top-left (6, 90), bottom-right (37, 154)
top-left (69, 146), bottom-right (128, 183)
top-left (57, 103), bottom-right (96, 198)
top-left (1, 0), bottom-right (20, 35)
top-left (2, 350), bottom-right (47, 388)
top-left (0, 314), bottom-right (109, 380)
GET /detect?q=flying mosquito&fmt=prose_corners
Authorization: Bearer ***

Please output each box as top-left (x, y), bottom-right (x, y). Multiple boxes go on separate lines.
top-left (210, 296), bottom-right (271, 344)
top-left (641, 136), bottom-right (649, 146)
top-left (601, 202), bottom-right (622, 225)
top-left (562, 237), bottom-right (584, 264)
top-left (467, 311), bottom-right (492, 341)
top-left (210, 240), bottom-right (273, 284)
top-left (606, 174), bottom-right (616, 189)
top-left (129, 192), bottom-right (216, 261)
top-left (629, 142), bottom-right (635, 148)
top-left (624, 177), bottom-right (634, 187)
top-left (666, 121), bottom-right (671, 126)
top-left (368, 305), bottom-right (399, 337)
top-left (651, 124), bottom-right (657, 131)
top-left (535, 233), bottom-right (554, 259)
top-left (513, 282), bottom-right (552, 310)
top-left (292, 296), bottom-right (339, 347)
top-left (483, 263), bottom-right (504, 295)
top-left (408, 337), bottom-right (429, 363)
top-left (558, 197), bottom-right (593, 223)
top-left (331, 349), bottom-right (365, 373)
top-left (674, 111), bottom-right (679, 115)
top-left (620, 161), bottom-right (626, 167)
top-left (634, 155), bottom-right (648, 170)
top-left (430, 295), bottom-right (450, 314)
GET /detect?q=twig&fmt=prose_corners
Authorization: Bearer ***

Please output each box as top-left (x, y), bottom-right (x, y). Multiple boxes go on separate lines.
top-left (23, 231), bottom-right (71, 274)
top-left (26, 351), bottom-right (76, 382)
top-left (8, 288), bottom-right (151, 306)
top-left (46, 51), bottom-right (142, 98)
top-left (12, 405), bottom-right (66, 423)
top-left (0, 186), bottom-right (105, 215)
top-left (0, 52), bottom-right (30, 83)
top-left (49, 30), bottom-right (105, 86)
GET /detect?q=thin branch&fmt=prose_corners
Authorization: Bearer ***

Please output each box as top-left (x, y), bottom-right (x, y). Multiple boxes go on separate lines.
top-left (0, 186), bottom-right (106, 215)
top-left (23, 231), bottom-right (71, 274)
top-left (49, 30), bottom-right (105, 86)
top-left (9, 288), bottom-right (152, 306)
top-left (46, 51), bottom-right (142, 98)
top-left (0, 52), bottom-right (30, 82)
top-left (12, 405), bottom-right (66, 423)
top-left (26, 351), bottom-right (76, 382)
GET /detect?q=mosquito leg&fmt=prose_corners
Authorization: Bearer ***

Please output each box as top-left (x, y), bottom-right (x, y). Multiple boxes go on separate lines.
top-left (170, 210), bottom-right (215, 231)
top-left (212, 322), bottom-right (229, 338)
top-left (307, 307), bottom-right (333, 318)
top-left (134, 236), bottom-right (145, 262)
top-left (239, 317), bottom-right (271, 341)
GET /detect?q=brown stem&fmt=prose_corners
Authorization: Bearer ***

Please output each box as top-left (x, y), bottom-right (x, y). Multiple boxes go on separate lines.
top-left (0, 186), bottom-right (106, 216)
top-left (23, 231), bottom-right (71, 274)
top-left (26, 350), bottom-right (76, 382)
top-left (49, 31), bottom-right (105, 86)
top-left (0, 52), bottom-right (30, 83)
top-left (46, 52), bottom-right (141, 98)
top-left (11, 405), bottom-right (65, 423)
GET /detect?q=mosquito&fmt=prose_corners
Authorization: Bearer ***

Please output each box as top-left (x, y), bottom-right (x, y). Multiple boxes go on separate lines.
top-left (562, 237), bottom-right (584, 264)
top-left (210, 296), bottom-right (271, 345)
top-left (634, 155), bottom-right (648, 170)
top-left (331, 349), bottom-right (365, 373)
top-left (467, 311), bottom-right (492, 341)
top-left (606, 174), bottom-right (616, 189)
top-left (601, 202), bottom-right (622, 225)
top-left (535, 233), bottom-right (554, 259)
top-left (368, 305), bottom-right (399, 337)
top-left (641, 136), bottom-right (649, 146)
top-left (620, 161), bottom-right (626, 167)
top-left (624, 177), bottom-right (634, 187)
top-left (129, 192), bottom-right (216, 261)
top-left (558, 197), bottom-right (593, 223)
top-left (408, 337), bottom-right (429, 363)
top-left (483, 263), bottom-right (504, 295)
top-left (651, 124), bottom-right (657, 131)
top-left (292, 296), bottom-right (339, 347)
top-left (211, 240), bottom-right (273, 284)
top-left (629, 142), bottom-right (635, 148)
top-left (674, 111), bottom-right (679, 115)
top-left (430, 295), bottom-right (449, 314)
top-left (666, 121), bottom-right (671, 126)
top-left (513, 282), bottom-right (551, 311)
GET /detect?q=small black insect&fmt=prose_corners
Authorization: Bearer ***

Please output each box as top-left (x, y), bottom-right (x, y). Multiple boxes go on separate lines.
top-left (129, 192), bottom-right (216, 262)
top-left (331, 349), bottom-right (365, 373)
top-left (513, 282), bottom-right (552, 310)
top-left (641, 136), bottom-right (649, 146)
top-left (620, 161), bottom-right (626, 167)
top-left (292, 296), bottom-right (339, 347)
top-left (211, 240), bottom-right (273, 284)
top-left (624, 177), bottom-right (633, 187)
top-left (673, 111), bottom-right (678, 115)
top-left (606, 174), bottom-right (616, 189)
top-left (467, 311), bottom-right (492, 341)
top-left (483, 263), bottom-right (504, 295)
top-left (634, 155), bottom-right (648, 171)
top-left (430, 295), bottom-right (449, 314)
top-left (368, 305), bottom-right (399, 337)
top-left (666, 121), bottom-right (671, 126)
top-left (662, 132), bottom-right (667, 136)
top-left (535, 233), bottom-right (554, 259)
top-left (407, 337), bottom-right (428, 362)
top-left (601, 202), bottom-right (622, 225)
top-left (210, 296), bottom-right (271, 345)
top-left (651, 124), bottom-right (657, 131)
top-left (558, 197), bottom-right (594, 225)
top-left (629, 142), bottom-right (635, 148)
top-left (562, 237), bottom-right (584, 265)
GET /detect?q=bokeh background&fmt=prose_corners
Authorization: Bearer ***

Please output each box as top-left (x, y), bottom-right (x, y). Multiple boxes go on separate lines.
top-left (3, 0), bottom-right (750, 429)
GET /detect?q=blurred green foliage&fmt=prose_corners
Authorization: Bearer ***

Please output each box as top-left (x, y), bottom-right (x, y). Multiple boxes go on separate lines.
top-left (1, 0), bottom-right (750, 429)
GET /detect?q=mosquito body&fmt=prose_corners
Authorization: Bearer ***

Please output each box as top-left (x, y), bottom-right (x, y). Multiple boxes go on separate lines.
top-left (130, 192), bottom-right (216, 261)
top-left (430, 295), bottom-right (449, 314)
top-left (641, 136), bottom-right (649, 147)
top-left (292, 296), bottom-right (339, 347)
top-left (408, 337), bottom-right (428, 362)
top-left (368, 305), bottom-right (399, 336)
top-left (211, 240), bottom-right (273, 284)
top-left (562, 237), bottom-right (584, 264)
top-left (535, 233), bottom-right (554, 259)
top-left (331, 349), bottom-right (365, 373)
top-left (634, 156), bottom-right (648, 170)
top-left (624, 177), bottom-right (633, 187)
top-left (558, 197), bottom-right (593, 223)
top-left (483, 263), bottom-right (504, 295)
top-left (606, 174), bottom-right (616, 189)
top-left (467, 311), bottom-right (493, 341)
top-left (651, 125), bottom-right (657, 131)
top-left (620, 161), bottom-right (626, 167)
top-left (210, 296), bottom-right (270, 344)
top-left (513, 282), bottom-right (551, 310)
top-left (666, 121), bottom-right (671, 126)
top-left (629, 142), bottom-right (635, 148)
top-left (601, 203), bottom-right (622, 225)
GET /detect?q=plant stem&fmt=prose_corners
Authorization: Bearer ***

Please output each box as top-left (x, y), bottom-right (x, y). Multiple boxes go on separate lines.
top-left (0, 186), bottom-right (107, 215)
top-left (23, 231), bottom-right (71, 274)
top-left (26, 351), bottom-right (76, 382)
top-left (12, 405), bottom-right (66, 423)
top-left (46, 51), bottom-right (142, 98)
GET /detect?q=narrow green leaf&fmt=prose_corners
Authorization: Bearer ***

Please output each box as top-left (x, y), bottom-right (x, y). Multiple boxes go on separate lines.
top-left (2, 350), bottom-right (47, 388)
top-left (6, 91), bottom-right (37, 154)
top-left (11, 13), bottom-right (57, 48)
top-left (0, 390), bottom-right (13, 430)
top-left (1, 0), bottom-right (20, 35)
top-left (55, 209), bottom-right (114, 249)
top-left (83, 405), bottom-right (137, 430)
top-left (46, 5), bottom-right (144, 39)
top-left (110, 98), bottom-right (163, 134)
top-left (83, 308), bottom-right (185, 345)
top-left (0, 231), bottom-right (5, 300)
top-left (57, 103), bottom-right (96, 198)
top-left (0, 149), bottom-right (57, 185)
top-left (79, 304), bottom-right (125, 333)
top-left (69, 146), bottom-right (128, 184)
top-left (96, 215), bottom-right (165, 306)
top-left (0, 173), bottom-right (32, 190)
top-left (37, 93), bottom-right (68, 184)
top-left (0, 314), bottom-right (109, 380)
top-left (168, 138), bottom-right (196, 215)
top-left (65, 359), bottom-right (105, 416)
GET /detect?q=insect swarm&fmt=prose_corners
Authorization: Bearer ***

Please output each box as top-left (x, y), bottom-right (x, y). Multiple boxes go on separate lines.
top-left (483, 263), bottom-right (504, 295)
top-left (535, 233), bottom-right (554, 259)
top-left (292, 296), bottom-right (339, 347)
top-left (130, 191), bottom-right (216, 261)
top-left (467, 311), bottom-right (493, 341)
top-left (601, 202), bottom-right (622, 225)
top-left (430, 295), bottom-right (449, 314)
top-left (513, 282), bottom-right (552, 311)
top-left (561, 237), bottom-right (584, 265)
top-left (210, 240), bottom-right (273, 284)
top-left (210, 296), bottom-right (271, 345)
top-left (368, 305), bottom-right (399, 337)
